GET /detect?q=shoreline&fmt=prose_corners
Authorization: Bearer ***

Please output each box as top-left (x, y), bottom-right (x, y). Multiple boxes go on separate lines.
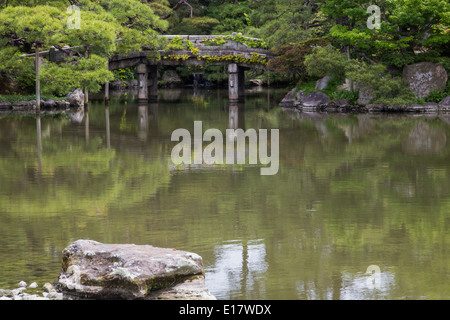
top-left (283, 103), bottom-right (450, 114)
top-left (279, 88), bottom-right (450, 114)
top-left (1, 89), bottom-right (449, 115)
top-left (0, 281), bottom-right (63, 300)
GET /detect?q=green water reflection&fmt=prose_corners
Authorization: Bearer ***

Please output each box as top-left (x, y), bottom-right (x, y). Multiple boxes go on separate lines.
top-left (0, 88), bottom-right (448, 299)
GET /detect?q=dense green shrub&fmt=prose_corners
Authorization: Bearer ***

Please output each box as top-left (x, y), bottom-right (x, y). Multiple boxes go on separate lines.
top-left (345, 61), bottom-right (417, 106)
top-left (0, 93), bottom-right (65, 102)
top-left (331, 90), bottom-right (359, 105)
top-left (39, 55), bottom-right (114, 97)
top-left (170, 17), bottom-right (220, 35)
top-left (424, 82), bottom-right (450, 103)
top-left (304, 46), bottom-right (348, 82)
top-left (268, 38), bottom-right (331, 83)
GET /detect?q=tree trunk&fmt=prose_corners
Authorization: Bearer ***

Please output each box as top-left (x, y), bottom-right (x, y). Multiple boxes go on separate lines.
top-left (35, 45), bottom-right (40, 113)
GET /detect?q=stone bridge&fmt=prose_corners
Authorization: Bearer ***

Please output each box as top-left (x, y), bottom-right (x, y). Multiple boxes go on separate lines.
top-left (108, 35), bottom-right (273, 102)
top-left (25, 34), bottom-right (273, 104)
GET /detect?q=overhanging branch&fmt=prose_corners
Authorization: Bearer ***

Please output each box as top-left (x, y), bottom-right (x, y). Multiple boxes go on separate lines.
top-left (160, 0), bottom-right (193, 20)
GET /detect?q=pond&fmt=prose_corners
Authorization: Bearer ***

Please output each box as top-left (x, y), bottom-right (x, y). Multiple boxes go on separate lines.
top-left (0, 87), bottom-right (448, 300)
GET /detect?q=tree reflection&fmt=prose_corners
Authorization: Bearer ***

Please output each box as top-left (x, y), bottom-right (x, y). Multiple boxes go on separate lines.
top-left (138, 104), bottom-right (148, 141)
top-left (105, 104), bottom-right (110, 149)
top-left (1, 89), bottom-right (449, 299)
top-left (206, 240), bottom-right (268, 300)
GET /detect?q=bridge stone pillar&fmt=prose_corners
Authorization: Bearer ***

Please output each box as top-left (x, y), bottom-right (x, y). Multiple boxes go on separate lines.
top-left (137, 63), bottom-right (148, 102)
top-left (228, 63), bottom-right (245, 102)
top-left (148, 65), bottom-right (158, 102)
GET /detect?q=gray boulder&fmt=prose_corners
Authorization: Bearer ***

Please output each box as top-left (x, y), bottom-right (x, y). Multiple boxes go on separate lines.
top-left (42, 99), bottom-right (57, 109)
top-left (326, 99), bottom-right (350, 112)
top-left (438, 96), bottom-right (450, 111)
top-left (12, 100), bottom-right (36, 111)
top-left (58, 239), bottom-right (215, 300)
top-left (279, 88), bottom-right (297, 108)
top-left (402, 62), bottom-right (448, 98)
top-left (315, 75), bottom-right (332, 91)
top-left (162, 70), bottom-right (183, 86)
top-left (0, 100), bottom-right (12, 110)
top-left (55, 100), bottom-right (70, 109)
top-left (405, 102), bottom-right (439, 113)
top-left (357, 87), bottom-right (375, 106)
top-left (366, 104), bottom-right (385, 112)
top-left (249, 79), bottom-right (263, 86)
top-left (301, 91), bottom-right (330, 111)
top-left (66, 89), bottom-right (84, 108)
top-left (145, 276), bottom-right (217, 300)
top-left (295, 89), bottom-right (306, 103)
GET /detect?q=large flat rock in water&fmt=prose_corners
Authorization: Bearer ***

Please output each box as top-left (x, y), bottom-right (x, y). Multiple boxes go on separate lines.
top-left (58, 239), bottom-right (215, 300)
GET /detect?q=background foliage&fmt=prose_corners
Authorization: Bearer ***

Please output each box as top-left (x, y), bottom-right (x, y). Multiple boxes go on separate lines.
top-left (0, 0), bottom-right (448, 102)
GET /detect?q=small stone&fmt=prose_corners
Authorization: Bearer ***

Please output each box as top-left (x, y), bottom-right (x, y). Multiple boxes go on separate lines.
top-left (19, 281), bottom-right (27, 288)
top-left (42, 99), bottom-right (57, 109)
top-left (12, 101), bottom-right (36, 111)
top-left (405, 102), bottom-right (438, 113)
top-left (0, 289), bottom-right (13, 297)
top-left (48, 291), bottom-right (63, 300)
top-left (22, 295), bottom-right (49, 300)
top-left (43, 282), bottom-right (56, 293)
top-left (29, 282), bottom-right (38, 289)
top-left (55, 100), bottom-right (70, 109)
top-left (12, 287), bottom-right (26, 295)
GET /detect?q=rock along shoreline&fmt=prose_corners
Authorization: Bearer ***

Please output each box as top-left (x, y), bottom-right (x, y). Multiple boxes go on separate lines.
top-left (0, 281), bottom-right (63, 300)
top-left (0, 89), bottom-right (86, 114)
top-left (279, 88), bottom-right (450, 114)
top-left (0, 240), bottom-right (216, 300)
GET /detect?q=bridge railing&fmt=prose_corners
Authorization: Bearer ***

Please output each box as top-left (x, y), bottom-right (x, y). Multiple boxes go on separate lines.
top-left (20, 34), bottom-right (269, 59)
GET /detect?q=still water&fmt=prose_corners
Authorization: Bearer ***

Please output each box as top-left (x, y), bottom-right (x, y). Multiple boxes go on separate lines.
top-left (0, 87), bottom-right (448, 300)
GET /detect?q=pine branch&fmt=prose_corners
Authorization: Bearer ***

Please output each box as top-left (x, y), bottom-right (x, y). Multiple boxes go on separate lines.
top-left (160, 0), bottom-right (194, 20)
